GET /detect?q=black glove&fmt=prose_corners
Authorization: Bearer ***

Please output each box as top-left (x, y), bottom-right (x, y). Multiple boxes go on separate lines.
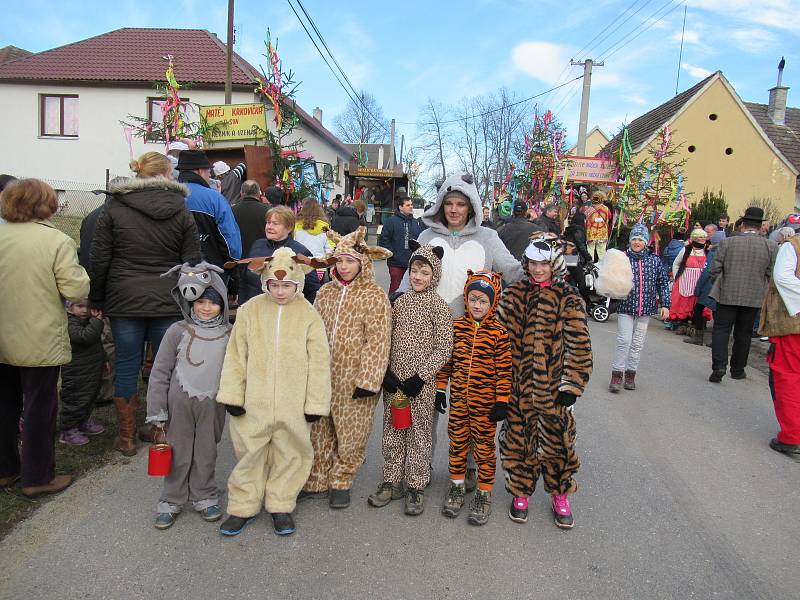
top-left (488, 402), bottom-right (508, 422)
top-left (555, 391), bottom-right (577, 407)
top-left (352, 387), bottom-right (374, 399)
top-left (304, 413), bottom-right (322, 423)
top-left (383, 370), bottom-right (401, 394)
top-left (435, 391), bottom-right (447, 414)
top-left (388, 291), bottom-right (404, 305)
top-left (223, 404), bottom-right (246, 417)
top-left (399, 374), bottom-right (425, 398)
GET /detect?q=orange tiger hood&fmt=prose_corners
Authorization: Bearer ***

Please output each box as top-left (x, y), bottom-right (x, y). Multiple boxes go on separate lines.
top-left (463, 270), bottom-right (503, 320)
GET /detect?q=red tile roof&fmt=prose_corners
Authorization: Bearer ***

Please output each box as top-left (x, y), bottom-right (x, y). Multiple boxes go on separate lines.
top-left (0, 28), bottom-right (259, 85)
top-left (0, 45), bottom-right (33, 65)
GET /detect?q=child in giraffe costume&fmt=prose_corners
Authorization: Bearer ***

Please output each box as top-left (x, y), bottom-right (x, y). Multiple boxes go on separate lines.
top-left (437, 270), bottom-right (511, 526)
top-left (301, 226), bottom-right (392, 509)
top-left (497, 235), bottom-right (593, 530)
top-left (368, 241), bottom-right (453, 516)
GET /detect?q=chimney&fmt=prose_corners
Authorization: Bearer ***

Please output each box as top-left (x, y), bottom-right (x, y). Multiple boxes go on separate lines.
top-left (768, 56), bottom-right (789, 126)
top-left (313, 107), bottom-right (323, 123)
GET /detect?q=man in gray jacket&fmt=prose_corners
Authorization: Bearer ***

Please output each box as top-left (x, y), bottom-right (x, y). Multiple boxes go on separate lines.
top-left (708, 207), bottom-right (778, 382)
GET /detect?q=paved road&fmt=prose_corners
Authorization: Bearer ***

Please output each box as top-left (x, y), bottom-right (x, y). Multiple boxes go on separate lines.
top-left (2, 263), bottom-right (798, 599)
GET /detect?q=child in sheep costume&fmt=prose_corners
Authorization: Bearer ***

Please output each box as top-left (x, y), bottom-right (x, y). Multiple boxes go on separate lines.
top-left (216, 247), bottom-right (331, 536)
top-left (369, 241), bottom-right (453, 516)
top-left (301, 226), bottom-right (392, 509)
top-left (145, 262), bottom-right (232, 530)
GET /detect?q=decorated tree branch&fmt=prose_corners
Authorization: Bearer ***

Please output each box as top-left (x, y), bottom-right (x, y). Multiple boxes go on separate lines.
top-left (512, 108), bottom-right (569, 211)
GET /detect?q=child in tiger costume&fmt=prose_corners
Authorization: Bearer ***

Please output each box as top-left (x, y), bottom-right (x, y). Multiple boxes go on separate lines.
top-left (436, 270), bottom-right (512, 525)
top-left (369, 241), bottom-right (453, 516)
top-left (497, 235), bottom-right (593, 529)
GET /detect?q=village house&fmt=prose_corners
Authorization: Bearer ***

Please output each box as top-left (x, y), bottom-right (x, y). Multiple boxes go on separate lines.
top-left (604, 66), bottom-right (800, 220)
top-left (566, 126), bottom-right (610, 157)
top-left (0, 28), bottom-right (351, 201)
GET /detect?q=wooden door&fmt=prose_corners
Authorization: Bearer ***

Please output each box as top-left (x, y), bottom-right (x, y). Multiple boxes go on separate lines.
top-left (244, 145), bottom-right (273, 192)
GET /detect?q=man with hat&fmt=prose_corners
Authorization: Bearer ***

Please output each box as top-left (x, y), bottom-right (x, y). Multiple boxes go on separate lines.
top-left (708, 207), bottom-right (778, 383)
top-left (212, 160), bottom-right (246, 206)
top-left (177, 150), bottom-right (242, 272)
top-left (498, 201), bottom-right (541, 261)
top-left (378, 191), bottom-right (426, 294)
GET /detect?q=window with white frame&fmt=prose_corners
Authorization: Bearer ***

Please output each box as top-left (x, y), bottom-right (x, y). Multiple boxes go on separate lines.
top-left (40, 94), bottom-right (79, 137)
top-left (146, 96), bottom-right (190, 142)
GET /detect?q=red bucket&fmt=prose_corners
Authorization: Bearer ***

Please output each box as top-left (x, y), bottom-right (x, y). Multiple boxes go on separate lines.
top-left (390, 404), bottom-right (412, 430)
top-left (148, 443), bottom-right (173, 476)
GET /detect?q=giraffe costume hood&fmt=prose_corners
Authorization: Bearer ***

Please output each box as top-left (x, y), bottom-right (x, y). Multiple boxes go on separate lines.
top-left (326, 225), bottom-right (392, 287)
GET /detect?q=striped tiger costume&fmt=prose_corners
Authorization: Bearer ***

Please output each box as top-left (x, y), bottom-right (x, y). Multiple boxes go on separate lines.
top-left (437, 271), bottom-right (512, 492)
top-left (497, 237), bottom-right (593, 497)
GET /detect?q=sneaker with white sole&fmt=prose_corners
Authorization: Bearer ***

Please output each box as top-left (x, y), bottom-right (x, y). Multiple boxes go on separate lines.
top-left (551, 493), bottom-right (574, 529)
top-left (508, 496), bottom-right (528, 524)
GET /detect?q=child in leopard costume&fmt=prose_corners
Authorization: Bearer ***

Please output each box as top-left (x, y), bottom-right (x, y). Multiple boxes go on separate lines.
top-left (368, 241), bottom-right (453, 516)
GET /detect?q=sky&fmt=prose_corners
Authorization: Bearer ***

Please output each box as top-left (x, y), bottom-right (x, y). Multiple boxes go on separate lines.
top-left (5, 0), bottom-right (800, 153)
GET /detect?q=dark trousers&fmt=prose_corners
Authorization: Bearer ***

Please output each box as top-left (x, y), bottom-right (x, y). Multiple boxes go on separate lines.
top-left (388, 266), bottom-right (406, 295)
top-left (0, 364), bottom-right (60, 486)
top-left (692, 302), bottom-right (706, 331)
top-left (711, 304), bottom-right (759, 374)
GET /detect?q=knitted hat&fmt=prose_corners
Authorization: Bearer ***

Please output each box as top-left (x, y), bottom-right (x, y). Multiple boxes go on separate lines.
top-left (197, 287), bottom-right (224, 307)
top-left (463, 270), bottom-right (503, 316)
top-left (176, 150), bottom-right (212, 171)
top-left (466, 277), bottom-right (495, 305)
top-left (212, 161), bottom-right (231, 177)
top-left (690, 228), bottom-right (707, 240)
top-left (167, 141), bottom-right (189, 152)
top-left (629, 223), bottom-right (650, 243)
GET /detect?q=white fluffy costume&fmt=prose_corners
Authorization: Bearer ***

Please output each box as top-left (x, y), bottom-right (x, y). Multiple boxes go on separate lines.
top-left (145, 262), bottom-right (232, 515)
top-left (409, 173), bottom-right (525, 316)
top-left (304, 226), bottom-right (393, 493)
top-left (217, 248), bottom-right (331, 516)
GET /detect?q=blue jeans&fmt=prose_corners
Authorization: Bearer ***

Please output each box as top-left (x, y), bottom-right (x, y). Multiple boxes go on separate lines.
top-left (110, 317), bottom-right (178, 398)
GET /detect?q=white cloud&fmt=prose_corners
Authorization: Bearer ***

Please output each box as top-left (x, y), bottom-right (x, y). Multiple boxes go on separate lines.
top-left (511, 41), bottom-right (572, 85)
top-left (682, 63), bottom-right (714, 79)
top-left (628, 95), bottom-right (649, 105)
top-left (686, 0), bottom-right (800, 31)
top-left (671, 30), bottom-right (701, 44)
top-left (731, 28), bottom-right (779, 53)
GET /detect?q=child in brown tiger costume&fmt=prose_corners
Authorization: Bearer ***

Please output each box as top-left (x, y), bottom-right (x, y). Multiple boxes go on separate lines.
top-left (497, 235), bottom-right (593, 529)
top-left (300, 226), bottom-right (392, 510)
top-left (368, 241), bottom-right (453, 516)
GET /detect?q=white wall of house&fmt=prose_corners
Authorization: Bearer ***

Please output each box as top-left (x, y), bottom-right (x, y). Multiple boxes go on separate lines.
top-left (0, 82), bottom-right (350, 198)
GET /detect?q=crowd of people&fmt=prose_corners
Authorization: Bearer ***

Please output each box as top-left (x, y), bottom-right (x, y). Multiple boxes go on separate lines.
top-left (0, 152), bottom-right (798, 539)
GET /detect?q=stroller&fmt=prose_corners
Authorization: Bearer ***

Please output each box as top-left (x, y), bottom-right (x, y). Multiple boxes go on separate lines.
top-left (579, 261), bottom-right (619, 322)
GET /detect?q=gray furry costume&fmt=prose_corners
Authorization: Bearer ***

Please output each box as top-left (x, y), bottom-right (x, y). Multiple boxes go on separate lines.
top-left (145, 262), bottom-right (232, 515)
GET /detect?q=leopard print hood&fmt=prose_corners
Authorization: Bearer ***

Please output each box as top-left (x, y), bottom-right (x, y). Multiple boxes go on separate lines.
top-left (326, 226), bottom-right (392, 288)
top-left (407, 241), bottom-right (444, 292)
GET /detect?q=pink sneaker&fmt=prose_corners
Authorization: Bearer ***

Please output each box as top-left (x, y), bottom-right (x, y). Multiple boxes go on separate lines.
top-left (59, 428), bottom-right (89, 446)
top-left (508, 496), bottom-right (528, 523)
top-left (79, 418), bottom-right (105, 435)
top-left (551, 494), bottom-right (574, 529)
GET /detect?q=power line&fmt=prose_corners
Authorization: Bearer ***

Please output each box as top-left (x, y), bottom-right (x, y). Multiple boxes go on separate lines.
top-left (598, 0), bottom-right (684, 62)
top-left (580, 0), bottom-right (658, 58)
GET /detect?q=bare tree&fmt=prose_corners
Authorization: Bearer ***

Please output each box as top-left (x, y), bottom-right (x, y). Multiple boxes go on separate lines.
top-left (417, 98), bottom-right (450, 185)
top-left (333, 91), bottom-right (389, 144)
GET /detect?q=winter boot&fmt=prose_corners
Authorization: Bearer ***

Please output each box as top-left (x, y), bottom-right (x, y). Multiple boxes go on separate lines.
top-left (441, 482), bottom-right (466, 518)
top-left (271, 512), bottom-right (295, 535)
top-left (609, 371), bottom-right (623, 393)
top-left (551, 493), bottom-right (574, 529)
top-left (113, 396), bottom-right (138, 456)
top-left (220, 515), bottom-right (255, 537)
top-left (297, 489), bottom-right (329, 503)
top-left (329, 488), bottom-right (351, 509)
top-left (368, 482), bottom-right (403, 508)
top-left (467, 489), bottom-right (492, 526)
top-left (20, 474), bottom-right (72, 498)
top-left (683, 331), bottom-right (704, 346)
top-left (404, 488), bottom-right (425, 516)
top-left (464, 468), bottom-right (478, 493)
top-left (623, 370), bottom-right (636, 390)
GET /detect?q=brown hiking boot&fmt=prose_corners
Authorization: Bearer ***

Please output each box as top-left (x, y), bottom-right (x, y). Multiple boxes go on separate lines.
top-left (21, 474), bottom-right (72, 498)
top-left (114, 396), bottom-right (138, 456)
top-left (623, 370), bottom-right (636, 390)
top-left (609, 371), bottom-right (623, 393)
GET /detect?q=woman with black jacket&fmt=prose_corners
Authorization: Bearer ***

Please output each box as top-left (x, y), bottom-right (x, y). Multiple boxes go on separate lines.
top-left (90, 152), bottom-right (201, 456)
top-left (563, 212), bottom-right (594, 306)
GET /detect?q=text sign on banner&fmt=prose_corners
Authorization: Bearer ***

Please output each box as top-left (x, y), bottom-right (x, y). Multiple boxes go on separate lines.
top-left (563, 155), bottom-right (618, 184)
top-left (199, 103), bottom-right (267, 142)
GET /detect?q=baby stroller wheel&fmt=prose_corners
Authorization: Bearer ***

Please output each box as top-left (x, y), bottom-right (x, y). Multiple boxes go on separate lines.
top-left (591, 305), bottom-right (610, 322)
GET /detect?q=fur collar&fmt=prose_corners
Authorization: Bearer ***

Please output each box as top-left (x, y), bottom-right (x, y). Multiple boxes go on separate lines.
top-left (109, 176), bottom-right (189, 197)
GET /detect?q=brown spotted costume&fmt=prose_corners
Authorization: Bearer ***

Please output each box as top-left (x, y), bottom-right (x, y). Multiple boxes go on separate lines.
top-left (304, 227), bottom-right (392, 493)
top-left (381, 243), bottom-right (453, 490)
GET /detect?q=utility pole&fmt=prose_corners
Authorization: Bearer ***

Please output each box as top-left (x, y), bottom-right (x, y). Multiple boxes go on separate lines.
top-left (224, 0), bottom-right (234, 104)
top-left (570, 59), bottom-right (603, 155)
top-left (389, 119), bottom-right (396, 168)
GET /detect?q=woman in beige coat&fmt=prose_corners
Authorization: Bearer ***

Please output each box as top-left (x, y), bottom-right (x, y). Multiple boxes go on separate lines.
top-left (0, 179), bottom-right (90, 497)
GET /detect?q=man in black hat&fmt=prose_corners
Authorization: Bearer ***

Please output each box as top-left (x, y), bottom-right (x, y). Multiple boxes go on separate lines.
top-left (707, 206), bottom-right (778, 382)
top-left (177, 150), bottom-right (242, 271)
top-left (497, 201), bottom-right (541, 260)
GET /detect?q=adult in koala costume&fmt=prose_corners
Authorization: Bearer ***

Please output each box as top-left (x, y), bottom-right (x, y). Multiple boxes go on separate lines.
top-left (216, 247), bottom-right (332, 536)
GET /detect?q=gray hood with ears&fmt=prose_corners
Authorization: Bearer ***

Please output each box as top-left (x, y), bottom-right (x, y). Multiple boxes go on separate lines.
top-left (421, 172), bottom-right (484, 235)
top-left (163, 262), bottom-right (230, 323)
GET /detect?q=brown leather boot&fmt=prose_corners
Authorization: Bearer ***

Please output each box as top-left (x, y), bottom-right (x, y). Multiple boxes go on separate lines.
top-left (114, 396), bottom-right (138, 456)
top-left (21, 474), bottom-right (72, 498)
top-left (624, 370), bottom-right (637, 390)
top-left (609, 371), bottom-right (623, 393)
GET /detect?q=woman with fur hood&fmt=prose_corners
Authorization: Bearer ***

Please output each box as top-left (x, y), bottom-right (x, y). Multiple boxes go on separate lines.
top-left (300, 227), bottom-right (393, 510)
top-left (90, 152), bottom-right (201, 457)
top-left (369, 241), bottom-right (453, 516)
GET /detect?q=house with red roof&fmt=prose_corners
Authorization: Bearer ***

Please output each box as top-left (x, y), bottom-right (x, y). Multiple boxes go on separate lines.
top-left (0, 28), bottom-right (351, 198)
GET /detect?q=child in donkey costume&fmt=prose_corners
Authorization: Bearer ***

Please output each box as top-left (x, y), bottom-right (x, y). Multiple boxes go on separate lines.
top-left (368, 241), bottom-right (453, 516)
top-left (145, 262), bottom-right (232, 530)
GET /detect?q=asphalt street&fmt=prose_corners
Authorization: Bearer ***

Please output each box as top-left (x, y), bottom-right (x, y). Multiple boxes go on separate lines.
top-left (1, 262), bottom-right (798, 600)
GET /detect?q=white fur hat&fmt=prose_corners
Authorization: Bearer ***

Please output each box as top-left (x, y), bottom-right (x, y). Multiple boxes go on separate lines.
top-left (212, 161), bottom-right (231, 177)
